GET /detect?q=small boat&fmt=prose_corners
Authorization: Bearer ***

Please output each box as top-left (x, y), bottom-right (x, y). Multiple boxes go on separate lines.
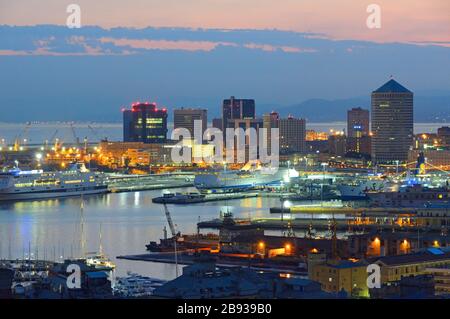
top-left (113, 273), bottom-right (167, 298)
top-left (85, 223), bottom-right (116, 271)
top-left (152, 192), bottom-right (205, 204)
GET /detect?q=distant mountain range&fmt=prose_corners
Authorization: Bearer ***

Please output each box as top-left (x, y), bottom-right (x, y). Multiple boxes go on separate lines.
top-left (256, 94), bottom-right (450, 122)
top-left (1, 25), bottom-right (449, 123)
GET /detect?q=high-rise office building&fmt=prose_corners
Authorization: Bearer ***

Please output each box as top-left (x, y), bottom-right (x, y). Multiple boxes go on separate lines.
top-left (123, 102), bottom-right (168, 143)
top-left (279, 116), bottom-right (306, 154)
top-left (173, 108), bottom-right (207, 138)
top-left (212, 118), bottom-right (223, 131)
top-left (222, 96), bottom-right (255, 136)
top-left (371, 79), bottom-right (413, 163)
top-left (437, 126), bottom-right (450, 146)
top-left (263, 112), bottom-right (279, 151)
top-left (347, 107), bottom-right (370, 155)
top-left (227, 118), bottom-right (264, 162)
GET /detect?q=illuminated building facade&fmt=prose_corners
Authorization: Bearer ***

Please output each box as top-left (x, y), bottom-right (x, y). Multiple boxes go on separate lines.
top-left (222, 96), bottom-right (255, 139)
top-left (123, 102), bottom-right (168, 143)
top-left (371, 79), bottom-right (413, 163)
top-left (310, 260), bottom-right (370, 297)
top-left (437, 126), bottom-right (450, 146)
top-left (262, 112), bottom-right (279, 150)
top-left (372, 250), bottom-right (450, 283)
top-left (328, 133), bottom-right (346, 157)
top-left (173, 108), bottom-right (207, 137)
top-left (279, 116), bottom-right (306, 154)
top-left (347, 107), bottom-right (371, 155)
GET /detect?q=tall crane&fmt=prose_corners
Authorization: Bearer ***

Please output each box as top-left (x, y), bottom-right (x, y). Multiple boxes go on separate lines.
top-left (163, 203), bottom-right (179, 277)
top-left (13, 122), bottom-right (31, 151)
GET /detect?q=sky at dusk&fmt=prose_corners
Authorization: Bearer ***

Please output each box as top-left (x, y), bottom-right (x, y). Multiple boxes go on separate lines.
top-left (1, 0), bottom-right (449, 43)
top-left (0, 1), bottom-right (449, 122)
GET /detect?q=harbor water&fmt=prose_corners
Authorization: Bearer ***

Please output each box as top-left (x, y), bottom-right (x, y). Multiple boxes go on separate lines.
top-left (0, 187), bottom-right (282, 281)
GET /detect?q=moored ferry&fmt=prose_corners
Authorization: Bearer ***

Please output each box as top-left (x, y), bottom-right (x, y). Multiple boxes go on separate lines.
top-left (367, 184), bottom-right (450, 207)
top-left (194, 161), bottom-right (297, 192)
top-left (0, 163), bottom-right (108, 201)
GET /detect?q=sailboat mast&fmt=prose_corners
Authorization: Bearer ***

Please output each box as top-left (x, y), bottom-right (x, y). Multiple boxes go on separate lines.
top-left (80, 196), bottom-right (86, 258)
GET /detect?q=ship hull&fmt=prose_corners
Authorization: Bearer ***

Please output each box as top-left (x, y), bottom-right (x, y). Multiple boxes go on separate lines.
top-left (194, 169), bottom-right (288, 191)
top-left (0, 186), bottom-right (108, 201)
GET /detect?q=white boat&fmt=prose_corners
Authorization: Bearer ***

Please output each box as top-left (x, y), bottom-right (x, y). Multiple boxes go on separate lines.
top-left (113, 273), bottom-right (167, 298)
top-left (0, 163), bottom-right (108, 201)
top-left (194, 162), bottom-right (297, 191)
top-left (337, 178), bottom-right (388, 200)
top-left (85, 223), bottom-right (116, 270)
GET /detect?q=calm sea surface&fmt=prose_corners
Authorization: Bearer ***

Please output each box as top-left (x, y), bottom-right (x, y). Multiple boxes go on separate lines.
top-left (0, 187), bottom-right (282, 280)
top-left (0, 122), bottom-right (448, 144)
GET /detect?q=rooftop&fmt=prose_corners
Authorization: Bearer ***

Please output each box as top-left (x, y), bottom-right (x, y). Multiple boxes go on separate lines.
top-left (371, 249), bottom-right (450, 266)
top-left (373, 79), bottom-right (412, 94)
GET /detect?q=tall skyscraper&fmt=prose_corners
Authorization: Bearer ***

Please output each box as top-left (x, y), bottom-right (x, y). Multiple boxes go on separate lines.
top-left (279, 116), bottom-right (306, 154)
top-left (212, 118), bottom-right (223, 131)
top-left (371, 79), bottom-right (413, 163)
top-left (222, 96), bottom-right (255, 135)
top-left (123, 102), bottom-right (168, 143)
top-left (347, 107), bottom-right (370, 154)
top-left (263, 111), bottom-right (279, 150)
top-left (173, 108), bottom-right (207, 138)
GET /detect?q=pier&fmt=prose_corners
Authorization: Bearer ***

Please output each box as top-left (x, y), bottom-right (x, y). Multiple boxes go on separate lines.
top-left (152, 192), bottom-right (259, 204)
top-left (197, 216), bottom-right (449, 232)
top-left (270, 205), bottom-right (450, 216)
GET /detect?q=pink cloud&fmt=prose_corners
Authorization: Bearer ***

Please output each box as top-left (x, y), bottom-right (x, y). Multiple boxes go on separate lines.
top-left (99, 37), bottom-right (237, 51)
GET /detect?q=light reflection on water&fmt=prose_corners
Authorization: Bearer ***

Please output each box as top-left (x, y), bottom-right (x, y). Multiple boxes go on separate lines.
top-left (0, 187), bottom-right (283, 280)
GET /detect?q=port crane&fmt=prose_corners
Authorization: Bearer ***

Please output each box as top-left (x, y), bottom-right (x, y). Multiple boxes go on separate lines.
top-left (163, 203), bottom-right (180, 277)
top-left (13, 122), bottom-right (31, 151)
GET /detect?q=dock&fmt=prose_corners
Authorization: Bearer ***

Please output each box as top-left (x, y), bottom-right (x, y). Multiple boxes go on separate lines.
top-left (270, 205), bottom-right (450, 216)
top-left (197, 217), bottom-right (447, 232)
top-left (152, 192), bottom-right (259, 204)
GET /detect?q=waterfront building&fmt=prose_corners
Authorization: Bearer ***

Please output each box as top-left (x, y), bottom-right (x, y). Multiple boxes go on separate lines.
top-left (222, 96), bottom-right (255, 139)
top-left (371, 79), bottom-right (414, 163)
top-left (413, 133), bottom-right (440, 150)
top-left (123, 102), bottom-right (168, 143)
top-left (370, 248), bottom-right (450, 283)
top-left (369, 274), bottom-right (435, 299)
top-left (408, 148), bottom-right (450, 170)
top-left (347, 107), bottom-right (371, 155)
top-left (98, 141), bottom-right (173, 167)
top-left (437, 126), bottom-right (450, 146)
top-left (348, 232), bottom-right (450, 258)
top-left (425, 266), bottom-right (450, 295)
top-left (310, 259), bottom-right (370, 297)
top-left (279, 116), bottom-right (306, 154)
top-left (328, 132), bottom-right (346, 157)
top-left (173, 107), bottom-right (207, 138)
